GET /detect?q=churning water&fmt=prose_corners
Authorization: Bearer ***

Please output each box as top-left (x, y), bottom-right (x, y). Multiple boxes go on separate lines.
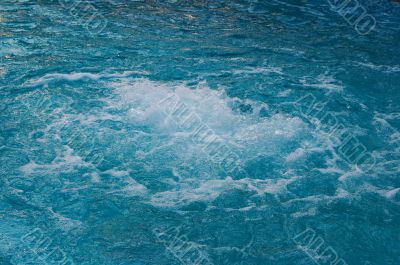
top-left (0, 0), bottom-right (399, 264)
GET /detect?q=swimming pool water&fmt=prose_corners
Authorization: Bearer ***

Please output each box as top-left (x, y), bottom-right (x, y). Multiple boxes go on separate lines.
top-left (0, 0), bottom-right (400, 264)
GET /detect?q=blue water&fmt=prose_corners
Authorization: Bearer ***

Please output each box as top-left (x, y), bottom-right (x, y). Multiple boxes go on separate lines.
top-left (1, 0), bottom-right (400, 264)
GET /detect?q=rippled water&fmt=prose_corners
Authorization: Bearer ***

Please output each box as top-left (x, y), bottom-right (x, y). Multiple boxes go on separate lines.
top-left (1, 0), bottom-right (400, 264)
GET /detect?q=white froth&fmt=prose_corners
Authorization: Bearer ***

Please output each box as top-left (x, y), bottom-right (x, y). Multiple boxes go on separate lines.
top-left (18, 76), bottom-right (338, 209)
top-left (19, 146), bottom-right (86, 175)
top-left (300, 74), bottom-right (344, 92)
top-left (103, 169), bottom-right (130, 178)
top-left (286, 148), bottom-right (306, 162)
top-left (227, 66), bottom-right (283, 75)
top-left (385, 188), bottom-right (400, 200)
top-left (0, 67), bottom-right (6, 77)
top-left (25, 71), bottom-right (148, 86)
top-left (109, 78), bottom-right (306, 160)
top-left (150, 176), bottom-right (297, 208)
top-left (278, 89), bottom-right (292, 97)
top-left (291, 207), bottom-right (317, 218)
top-left (356, 62), bottom-right (400, 73)
top-left (47, 208), bottom-right (82, 232)
top-left (102, 77), bottom-right (311, 205)
top-left (107, 178), bottom-right (148, 196)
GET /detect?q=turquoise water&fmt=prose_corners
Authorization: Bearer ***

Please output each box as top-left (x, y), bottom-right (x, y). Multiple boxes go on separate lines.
top-left (1, 0), bottom-right (400, 264)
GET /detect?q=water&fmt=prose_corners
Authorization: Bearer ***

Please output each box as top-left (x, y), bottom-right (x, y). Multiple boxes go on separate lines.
top-left (1, 0), bottom-right (400, 264)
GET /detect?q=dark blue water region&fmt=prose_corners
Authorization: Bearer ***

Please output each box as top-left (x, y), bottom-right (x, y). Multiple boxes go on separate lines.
top-left (0, 0), bottom-right (399, 264)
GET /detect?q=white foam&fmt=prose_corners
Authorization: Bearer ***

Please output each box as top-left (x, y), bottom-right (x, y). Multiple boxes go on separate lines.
top-left (107, 178), bottom-right (148, 196)
top-left (371, 112), bottom-right (400, 176)
top-left (19, 161), bottom-right (40, 175)
top-left (103, 169), bottom-right (130, 178)
top-left (150, 176), bottom-right (297, 208)
top-left (88, 172), bottom-right (101, 183)
top-left (0, 67), bottom-right (6, 77)
top-left (356, 62), bottom-right (400, 73)
top-left (286, 148), bottom-right (306, 162)
top-left (385, 188), bottom-right (400, 199)
top-left (35, 73), bottom-right (102, 83)
top-left (278, 89), bottom-right (292, 97)
top-left (47, 208), bottom-right (82, 232)
top-left (25, 71), bottom-right (148, 86)
top-left (100, 77), bottom-right (315, 205)
top-left (0, 39), bottom-right (26, 56)
top-left (291, 207), bottom-right (317, 218)
top-left (19, 146), bottom-right (86, 175)
top-left (109, 78), bottom-right (306, 159)
top-left (19, 75), bottom-right (354, 208)
top-left (300, 74), bottom-right (344, 92)
top-left (227, 66), bottom-right (283, 75)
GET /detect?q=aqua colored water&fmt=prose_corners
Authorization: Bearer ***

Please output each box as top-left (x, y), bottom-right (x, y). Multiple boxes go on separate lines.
top-left (1, 0), bottom-right (399, 264)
